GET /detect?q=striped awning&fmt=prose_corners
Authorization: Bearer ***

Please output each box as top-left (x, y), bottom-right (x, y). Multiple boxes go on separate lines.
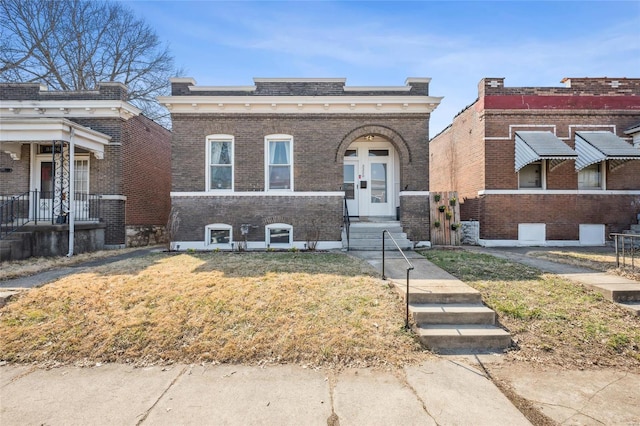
top-left (514, 131), bottom-right (577, 172)
top-left (575, 131), bottom-right (640, 171)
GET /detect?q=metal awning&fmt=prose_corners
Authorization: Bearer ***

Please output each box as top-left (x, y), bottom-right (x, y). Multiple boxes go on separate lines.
top-left (0, 118), bottom-right (110, 160)
top-left (514, 131), bottom-right (577, 172)
top-left (575, 131), bottom-right (640, 171)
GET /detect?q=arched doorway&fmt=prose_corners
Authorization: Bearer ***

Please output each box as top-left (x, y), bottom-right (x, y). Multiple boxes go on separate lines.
top-left (343, 136), bottom-right (400, 218)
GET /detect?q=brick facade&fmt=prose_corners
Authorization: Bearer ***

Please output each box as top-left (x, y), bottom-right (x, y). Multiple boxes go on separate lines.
top-left (430, 77), bottom-right (640, 245)
top-left (1, 82), bottom-right (171, 250)
top-left (164, 78), bottom-right (441, 249)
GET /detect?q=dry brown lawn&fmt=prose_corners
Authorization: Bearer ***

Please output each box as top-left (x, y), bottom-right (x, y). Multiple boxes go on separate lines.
top-left (0, 252), bottom-right (429, 368)
top-left (0, 247), bottom-right (149, 281)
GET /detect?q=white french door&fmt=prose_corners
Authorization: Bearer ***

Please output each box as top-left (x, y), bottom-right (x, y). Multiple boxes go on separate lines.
top-left (343, 141), bottom-right (396, 217)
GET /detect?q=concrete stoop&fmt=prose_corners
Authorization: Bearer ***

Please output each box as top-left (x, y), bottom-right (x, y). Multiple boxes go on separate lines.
top-left (371, 253), bottom-right (512, 354)
top-left (406, 288), bottom-right (511, 353)
top-left (346, 221), bottom-right (412, 251)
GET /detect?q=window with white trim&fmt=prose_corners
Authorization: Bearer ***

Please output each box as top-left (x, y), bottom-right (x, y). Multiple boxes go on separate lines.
top-left (206, 135), bottom-right (233, 191)
top-left (205, 223), bottom-right (233, 246)
top-left (266, 223), bottom-right (293, 247)
top-left (518, 161), bottom-right (543, 189)
top-left (265, 135), bottom-right (293, 190)
top-left (578, 163), bottom-right (603, 189)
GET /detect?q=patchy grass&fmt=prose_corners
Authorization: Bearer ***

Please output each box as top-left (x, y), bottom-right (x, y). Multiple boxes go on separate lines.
top-left (420, 249), bottom-right (640, 370)
top-left (527, 249), bottom-right (640, 281)
top-left (0, 247), bottom-right (151, 281)
top-left (0, 252), bottom-right (429, 368)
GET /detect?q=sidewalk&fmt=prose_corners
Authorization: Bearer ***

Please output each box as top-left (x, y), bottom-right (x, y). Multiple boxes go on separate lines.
top-left (0, 360), bottom-right (531, 426)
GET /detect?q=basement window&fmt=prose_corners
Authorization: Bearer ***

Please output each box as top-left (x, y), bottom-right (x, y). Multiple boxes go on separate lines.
top-left (205, 223), bottom-right (233, 248)
top-left (266, 223), bottom-right (293, 248)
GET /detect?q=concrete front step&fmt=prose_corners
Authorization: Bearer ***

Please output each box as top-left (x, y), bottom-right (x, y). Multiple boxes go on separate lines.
top-left (407, 289), bottom-right (483, 305)
top-left (414, 324), bottom-right (512, 352)
top-left (411, 303), bottom-right (496, 325)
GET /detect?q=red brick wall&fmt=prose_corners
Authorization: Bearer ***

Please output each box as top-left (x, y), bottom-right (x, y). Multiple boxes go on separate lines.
top-left (429, 102), bottom-right (486, 220)
top-left (122, 115), bottom-right (171, 226)
top-left (479, 194), bottom-right (640, 240)
top-left (431, 77), bottom-right (640, 242)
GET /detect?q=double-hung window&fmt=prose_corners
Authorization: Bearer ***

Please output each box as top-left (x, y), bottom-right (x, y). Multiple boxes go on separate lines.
top-left (266, 135), bottom-right (293, 190)
top-left (578, 163), bottom-right (603, 189)
top-left (518, 161), bottom-right (543, 189)
top-left (207, 135), bottom-right (233, 191)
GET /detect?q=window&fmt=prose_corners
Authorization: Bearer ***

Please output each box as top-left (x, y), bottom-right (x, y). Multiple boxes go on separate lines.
top-left (74, 158), bottom-right (89, 195)
top-left (266, 223), bottom-right (293, 247)
top-left (519, 161), bottom-right (543, 189)
top-left (578, 163), bottom-right (603, 189)
top-left (205, 224), bottom-right (232, 246)
top-left (207, 135), bottom-right (233, 191)
top-left (266, 135), bottom-right (293, 190)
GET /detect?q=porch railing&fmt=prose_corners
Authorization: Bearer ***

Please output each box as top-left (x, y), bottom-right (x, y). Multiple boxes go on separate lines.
top-left (0, 191), bottom-right (30, 240)
top-left (0, 191), bottom-right (102, 240)
top-left (611, 233), bottom-right (639, 273)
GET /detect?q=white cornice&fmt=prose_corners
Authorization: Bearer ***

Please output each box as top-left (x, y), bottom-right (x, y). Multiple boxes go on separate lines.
top-left (171, 191), bottom-right (345, 197)
top-left (157, 95), bottom-right (443, 114)
top-left (0, 100), bottom-right (141, 120)
top-left (0, 118), bottom-right (111, 159)
top-left (405, 77), bottom-right (432, 84)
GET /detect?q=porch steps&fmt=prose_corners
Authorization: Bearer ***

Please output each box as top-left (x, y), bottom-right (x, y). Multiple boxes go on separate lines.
top-left (377, 252), bottom-right (511, 353)
top-left (346, 221), bottom-right (412, 251)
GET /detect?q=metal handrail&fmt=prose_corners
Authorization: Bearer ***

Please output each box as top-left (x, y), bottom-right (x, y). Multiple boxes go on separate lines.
top-left (0, 191), bottom-right (30, 240)
top-left (610, 232), bottom-right (638, 272)
top-left (343, 197), bottom-right (350, 251)
top-left (381, 229), bottom-right (414, 329)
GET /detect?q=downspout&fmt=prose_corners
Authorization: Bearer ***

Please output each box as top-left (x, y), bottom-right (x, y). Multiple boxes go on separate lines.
top-left (67, 128), bottom-right (75, 257)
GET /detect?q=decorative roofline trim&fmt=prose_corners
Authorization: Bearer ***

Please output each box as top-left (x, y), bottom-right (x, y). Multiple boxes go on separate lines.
top-left (1, 100), bottom-right (140, 120)
top-left (158, 95), bottom-right (442, 114)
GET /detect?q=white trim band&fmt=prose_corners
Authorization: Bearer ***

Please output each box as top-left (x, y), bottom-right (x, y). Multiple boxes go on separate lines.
top-left (171, 191), bottom-right (345, 197)
top-left (479, 189), bottom-right (640, 196)
top-left (399, 191), bottom-right (430, 196)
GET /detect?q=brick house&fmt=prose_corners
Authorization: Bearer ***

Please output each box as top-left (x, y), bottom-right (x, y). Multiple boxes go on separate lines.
top-left (159, 77), bottom-right (442, 250)
top-left (430, 77), bottom-right (640, 246)
top-left (0, 82), bottom-right (171, 260)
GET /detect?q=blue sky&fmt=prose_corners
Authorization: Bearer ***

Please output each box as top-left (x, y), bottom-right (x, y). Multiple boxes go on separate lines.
top-left (126, 1), bottom-right (640, 137)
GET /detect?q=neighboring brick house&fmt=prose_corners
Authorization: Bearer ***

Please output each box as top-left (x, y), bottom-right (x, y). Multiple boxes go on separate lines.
top-left (159, 77), bottom-right (442, 250)
top-left (0, 82), bottom-right (171, 259)
top-left (430, 77), bottom-right (640, 246)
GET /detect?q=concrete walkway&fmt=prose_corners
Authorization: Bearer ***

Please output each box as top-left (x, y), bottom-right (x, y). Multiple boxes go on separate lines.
top-left (1, 360), bottom-right (531, 426)
top-left (463, 246), bottom-right (640, 316)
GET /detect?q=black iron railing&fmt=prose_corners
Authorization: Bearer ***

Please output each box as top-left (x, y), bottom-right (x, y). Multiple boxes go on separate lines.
top-left (611, 233), bottom-right (639, 273)
top-left (343, 197), bottom-right (351, 251)
top-left (382, 229), bottom-right (414, 329)
top-left (0, 191), bottom-right (30, 240)
top-left (0, 191), bottom-right (102, 240)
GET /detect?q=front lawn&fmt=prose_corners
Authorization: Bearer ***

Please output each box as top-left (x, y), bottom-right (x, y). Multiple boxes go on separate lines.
top-left (0, 252), bottom-right (429, 368)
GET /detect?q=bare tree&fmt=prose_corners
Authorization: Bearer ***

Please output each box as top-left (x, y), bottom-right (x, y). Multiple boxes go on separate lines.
top-left (0, 0), bottom-right (178, 126)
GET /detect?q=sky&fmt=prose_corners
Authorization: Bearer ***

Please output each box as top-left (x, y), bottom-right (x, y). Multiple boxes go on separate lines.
top-left (125, 0), bottom-right (640, 138)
